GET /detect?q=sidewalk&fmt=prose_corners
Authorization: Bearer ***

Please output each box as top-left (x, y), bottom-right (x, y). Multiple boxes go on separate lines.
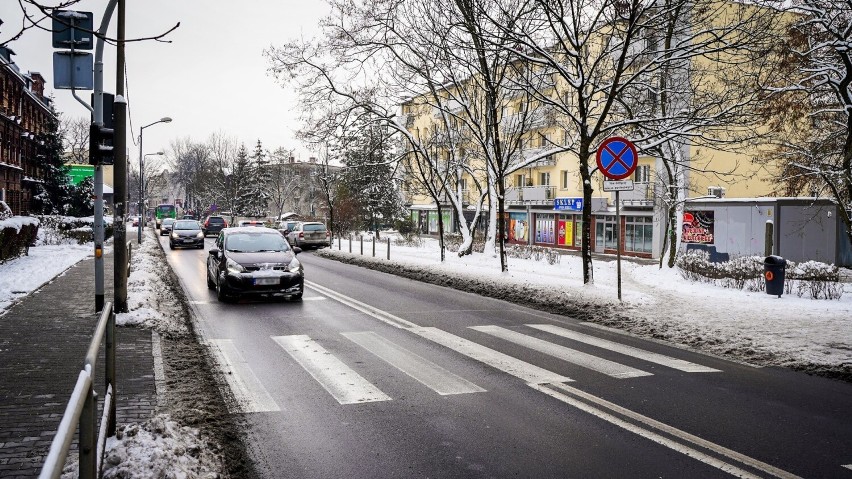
top-left (0, 252), bottom-right (157, 478)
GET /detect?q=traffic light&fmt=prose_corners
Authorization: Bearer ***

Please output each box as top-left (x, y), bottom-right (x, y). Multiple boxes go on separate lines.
top-left (89, 122), bottom-right (114, 165)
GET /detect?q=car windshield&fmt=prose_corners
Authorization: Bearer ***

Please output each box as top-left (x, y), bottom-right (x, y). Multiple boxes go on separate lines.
top-left (225, 233), bottom-right (290, 253)
top-left (303, 223), bottom-right (326, 232)
top-left (174, 221), bottom-right (200, 230)
top-left (163, 219), bottom-right (175, 225)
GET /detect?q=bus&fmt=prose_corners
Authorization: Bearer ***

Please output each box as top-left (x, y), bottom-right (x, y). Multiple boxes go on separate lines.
top-left (154, 204), bottom-right (177, 229)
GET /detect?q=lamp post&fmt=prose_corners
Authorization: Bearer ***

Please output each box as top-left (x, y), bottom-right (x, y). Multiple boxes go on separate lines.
top-left (137, 117), bottom-right (172, 243)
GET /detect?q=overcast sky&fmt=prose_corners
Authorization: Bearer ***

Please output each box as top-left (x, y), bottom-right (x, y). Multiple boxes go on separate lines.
top-left (2, 0), bottom-right (329, 169)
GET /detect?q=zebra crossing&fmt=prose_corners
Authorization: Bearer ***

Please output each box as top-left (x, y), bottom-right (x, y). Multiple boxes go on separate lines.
top-left (208, 322), bottom-right (720, 411)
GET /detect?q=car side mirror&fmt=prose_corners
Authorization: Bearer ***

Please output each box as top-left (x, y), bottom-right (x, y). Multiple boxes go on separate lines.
top-left (209, 248), bottom-right (220, 257)
top-left (292, 247), bottom-right (302, 255)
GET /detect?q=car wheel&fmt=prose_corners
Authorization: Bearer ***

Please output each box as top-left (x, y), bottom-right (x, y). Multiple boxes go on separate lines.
top-left (169, 242), bottom-right (175, 250)
top-left (290, 292), bottom-right (303, 301)
top-left (216, 274), bottom-right (233, 302)
top-left (206, 269), bottom-right (215, 289)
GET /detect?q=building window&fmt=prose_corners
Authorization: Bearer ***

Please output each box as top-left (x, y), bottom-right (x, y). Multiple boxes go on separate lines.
top-left (515, 174), bottom-right (526, 187)
top-left (595, 215), bottom-right (617, 251)
top-left (634, 165), bottom-right (650, 183)
top-left (535, 213), bottom-right (556, 244)
top-left (625, 216), bottom-right (653, 253)
top-left (563, 130), bottom-right (571, 146)
top-left (539, 172), bottom-right (550, 186)
top-left (560, 170), bottom-right (569, 189)
top-left (538, 132), bottom-right (548, 148)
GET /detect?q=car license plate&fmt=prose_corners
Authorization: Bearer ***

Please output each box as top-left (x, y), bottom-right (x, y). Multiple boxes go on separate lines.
top-left (254, 277), bottom-right (278, 286)
top-left (183, 239), bottom-right (194, 243)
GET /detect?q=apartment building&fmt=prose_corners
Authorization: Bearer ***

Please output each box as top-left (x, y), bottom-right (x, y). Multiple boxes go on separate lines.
top-left (0, 47), bottom-right (54, 215)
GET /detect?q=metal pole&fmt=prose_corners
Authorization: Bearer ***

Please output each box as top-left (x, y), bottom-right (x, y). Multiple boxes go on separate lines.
top-left (79, 388), bottom-right (97, 478)
top-left (387, 237), bottom-right (390, 260)
top-left (372, 235), bottom-right (375, 257)
top-left (93, 0), bottom-right (118, 313)
top-left (106, 310), bottom-right (116, 436)
top-left (360, 235), bottom-right (363, 255)
top-left (113, 0), bottom-right (128, 313)
top-left (616, 190), bottom-right (622, 302)
top-left (349, 235), bottom-right (352, 253)
top-left (137, 133), bottom-right (143, 243)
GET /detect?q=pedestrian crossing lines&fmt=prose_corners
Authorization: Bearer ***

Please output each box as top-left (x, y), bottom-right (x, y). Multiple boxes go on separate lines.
top-left (211, 321), bottom-right (722, 411)
top-left (214, 324), bottom-right (719, 408)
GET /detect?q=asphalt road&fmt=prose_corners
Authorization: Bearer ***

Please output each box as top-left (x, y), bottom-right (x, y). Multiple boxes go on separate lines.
top-left (160, 235), bottom-right (852, 479)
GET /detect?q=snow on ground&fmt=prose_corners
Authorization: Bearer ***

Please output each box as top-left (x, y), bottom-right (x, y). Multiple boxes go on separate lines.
top-left (0, 244), bottom-right (92, 314)
top-left (320, 235), bottom-right (852, 376)
top-left (0, 218), bottom-right (220, 479)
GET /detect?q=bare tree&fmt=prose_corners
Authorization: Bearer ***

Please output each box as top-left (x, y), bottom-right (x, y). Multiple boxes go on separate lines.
top-left (486, 0), bottom-right (780, 281)
top-left (61, 116), bottom-right (90, 164)
top-left (761, 0), bottom-right (852, 250)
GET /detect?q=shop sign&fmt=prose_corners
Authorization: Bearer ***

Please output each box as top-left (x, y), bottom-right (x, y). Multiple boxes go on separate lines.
top-left (682, 211), bottom-right (714, 244)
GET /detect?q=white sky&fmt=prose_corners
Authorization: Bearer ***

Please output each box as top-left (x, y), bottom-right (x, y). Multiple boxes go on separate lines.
top-left (1, 0), bottom-right (330, 168)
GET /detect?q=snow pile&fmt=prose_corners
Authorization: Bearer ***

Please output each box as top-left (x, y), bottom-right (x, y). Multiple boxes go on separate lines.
top-left (0, 215), bottom-right (39, 233)
top-left (61, 415), bottom-right (223, 479)
top-left (116, 230), bottom-right (189, 336)
top-left (318, 238), bottom-right (852, 379)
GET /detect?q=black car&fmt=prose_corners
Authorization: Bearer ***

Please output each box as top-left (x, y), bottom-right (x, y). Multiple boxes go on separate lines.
top-left (206, 227), bottom-right (303, 302)
top-left (202, 215), bottom-right (228, 237)
top-left (169, 220), bottom-right (205, 249)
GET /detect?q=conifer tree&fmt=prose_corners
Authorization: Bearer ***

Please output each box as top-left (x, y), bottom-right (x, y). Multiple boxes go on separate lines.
top-left (31, 102), bottom-right (72, 214)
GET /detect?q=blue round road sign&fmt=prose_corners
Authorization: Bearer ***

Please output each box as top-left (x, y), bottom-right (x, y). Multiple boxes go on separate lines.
top-left (596, 137), bottom-right (638, 180)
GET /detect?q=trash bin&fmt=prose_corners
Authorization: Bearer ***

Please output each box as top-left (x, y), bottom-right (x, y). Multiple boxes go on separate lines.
top-left (764, 255), bottom-right (786, 297)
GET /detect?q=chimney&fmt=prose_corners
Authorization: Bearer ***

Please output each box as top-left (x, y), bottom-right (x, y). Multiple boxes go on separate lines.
top-left (29, 72), bottom-right (45, 98)
top-left (308, 156), bottom-right (317, 163)
top-left (289, 156), bottom-right (295, 164)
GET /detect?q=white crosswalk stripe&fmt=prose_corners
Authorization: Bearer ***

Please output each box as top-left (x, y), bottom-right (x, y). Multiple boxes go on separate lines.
top-left (272, 335), bottom-right (391, 405)
top-left (406, 326), bottom-right (573, 385)
top-left (470, 325), bottom-right (652, 379)
top-left (208, 339), bottom-right (280, 413)
top-left (527, 324), bottom-right (721, 373)
top-left (342, 331), bottom-right (486, 395)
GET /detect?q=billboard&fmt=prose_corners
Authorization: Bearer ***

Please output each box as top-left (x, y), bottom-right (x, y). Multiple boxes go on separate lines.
top-left (682, 211), bottom-right (714, 244)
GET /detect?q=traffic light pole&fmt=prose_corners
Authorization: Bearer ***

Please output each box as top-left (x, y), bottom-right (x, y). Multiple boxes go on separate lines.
top-left (113, 0), bottom-right (128, 313)
top-left (92, 0), bottom-right (118, 313)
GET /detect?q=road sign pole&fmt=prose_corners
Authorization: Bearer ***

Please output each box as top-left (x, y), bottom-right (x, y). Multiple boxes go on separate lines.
top-left (616, 190), bottom-right (622, 302)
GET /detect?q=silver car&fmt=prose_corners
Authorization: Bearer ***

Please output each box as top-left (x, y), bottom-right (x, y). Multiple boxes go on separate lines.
top-left (287, 222), bottom-right (329, 249)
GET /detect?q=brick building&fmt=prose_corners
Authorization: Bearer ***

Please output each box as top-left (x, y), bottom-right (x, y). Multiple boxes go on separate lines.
top-left (0, 46), bottom-right (54, 215)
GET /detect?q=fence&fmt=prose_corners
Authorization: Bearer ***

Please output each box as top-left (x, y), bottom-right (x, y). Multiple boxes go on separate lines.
top-left (39, 302), bottom-right (117, 479)
top-left (339, 235), bottom-right (392, 260)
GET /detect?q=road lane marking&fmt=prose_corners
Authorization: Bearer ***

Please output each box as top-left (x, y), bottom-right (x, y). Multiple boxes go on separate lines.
top-left (527, 324), bottom-right (721, 373)
top-left (471, 325), bottom-right (651, 379)
top-left (208, 339), bottom-right (280, 413)
top-left (272, 335), bottom-right (391, 405)
top-left (842, 465), bottom-right (852, 471)
top-left (305, 280), bottom-right (417, 328)
top-left (301, 296), bottom-right (326, 301)
top-left (342, 331), bottom-right (485, 396)
top-left (406, 327), bottom-right (572, 385)
top-left (535, 383), bottom-right (802, 479)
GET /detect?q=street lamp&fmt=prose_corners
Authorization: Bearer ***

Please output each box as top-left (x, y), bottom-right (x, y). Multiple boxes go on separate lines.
top-left (138, 117), bottom-right (172, 243)
top-left (141, 151), bottom-right (163, 223)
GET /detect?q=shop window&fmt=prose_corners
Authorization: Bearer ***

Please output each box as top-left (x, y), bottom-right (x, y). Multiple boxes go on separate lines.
top-left (595, 216), bottom-right (616, 251)
top-left (625, 216), bottom-right (653, 253)
top-left (534, 213), bottom-right (556, 244)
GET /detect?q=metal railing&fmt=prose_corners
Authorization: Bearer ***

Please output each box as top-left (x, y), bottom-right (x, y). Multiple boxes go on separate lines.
top-left (39, 302), bottom-right (117, 479)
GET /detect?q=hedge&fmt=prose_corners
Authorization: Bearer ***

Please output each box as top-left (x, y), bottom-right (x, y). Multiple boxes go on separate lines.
top-left (0, 218), bottom-right (40, 263)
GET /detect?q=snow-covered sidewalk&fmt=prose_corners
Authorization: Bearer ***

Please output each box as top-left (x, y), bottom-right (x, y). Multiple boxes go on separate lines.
top-left (319, 237), bottom-right (852, 377)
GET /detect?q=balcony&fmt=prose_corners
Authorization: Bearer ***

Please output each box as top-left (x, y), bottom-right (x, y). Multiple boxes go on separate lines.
top-left (618, 182), bottom-right (654, 207)
top-left (505, 185), bottom-right (556, 205)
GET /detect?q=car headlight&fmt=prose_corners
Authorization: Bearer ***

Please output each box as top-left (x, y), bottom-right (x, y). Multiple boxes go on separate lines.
top-left (171, 232), bottom-right (178, 239)
top-left (226, 258), bottom-right (245, 274)
top-left (196, 232), bottom-right (205, 238)
top-left (286, 257), bottom-right (303, 273)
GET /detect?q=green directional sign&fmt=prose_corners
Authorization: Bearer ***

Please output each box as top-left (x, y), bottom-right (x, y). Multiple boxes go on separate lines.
top-left (67, 164), bottom-right (94, 185)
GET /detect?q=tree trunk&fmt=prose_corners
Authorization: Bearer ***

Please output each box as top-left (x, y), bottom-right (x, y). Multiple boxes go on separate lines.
top-left (579, 143), bottom-right (594, 284)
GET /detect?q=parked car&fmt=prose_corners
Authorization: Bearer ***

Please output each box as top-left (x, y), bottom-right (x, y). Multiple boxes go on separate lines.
top-left (206, 227), bottom-right (303, 302)
top-left (169, 220), bottom-right (205, 249)
top-left (160, 218), bottom-right (176, 236)
top-left (286, 222), bottom-right (330, 249)
top-left (237, 220), bottom-right (265, 227)
top-left (202, 215), bottom-right (228, 237)
top-left (276, 220), bottom-right (299, 236)
top-left (130, 216), bottom-right (140, 227)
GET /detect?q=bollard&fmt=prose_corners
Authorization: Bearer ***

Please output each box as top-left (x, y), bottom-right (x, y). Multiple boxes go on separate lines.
top-left (372, 236), bottom-right (376, 257)
top-left (360, 235), bottom-right (364, 255)
top-left (349, 235), bottom-right (352, 253)
top-left (338, 236), bottom-right (341, 250)
top-left (387, 237), bottom-right (390, 260)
